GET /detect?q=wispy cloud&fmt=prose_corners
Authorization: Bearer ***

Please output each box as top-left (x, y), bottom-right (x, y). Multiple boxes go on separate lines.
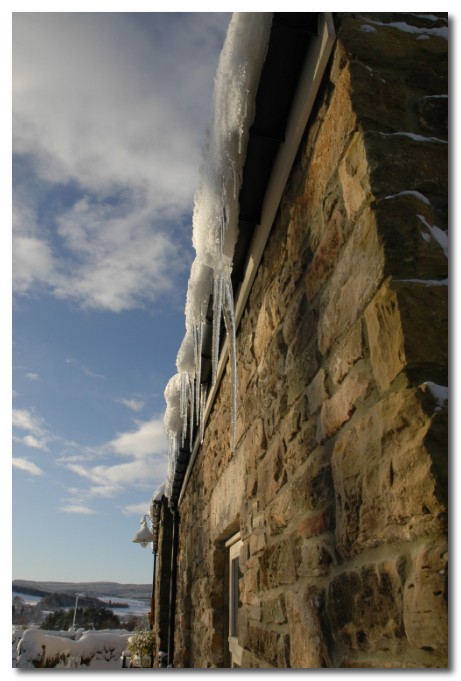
top-left (25, 372), bottom-right (40, 381)
top-left (12, 12), bottom-right (230, 312)
top-left (12, 407), bottom-right (50, 451)
top-left (117, 397), bottom-right (145, 413)
top-left (13, 457), bottom-right (44, 476)
top-left (65, 357), bottom-right (105, 380)
top-left (81, 366), bottom-right (105, 380)
top-left (123, 501), bottom-right (153, 517)
top-left (59, 504), bottom-right (96, 515)
top-left (108, 417), bottom-right (166, 458)
top-left (12, 408), bottom-right (44, 433)
top-left (13, 434), bottom-right (49, 452)
top-left (12, 407), bottom-right (46, 435)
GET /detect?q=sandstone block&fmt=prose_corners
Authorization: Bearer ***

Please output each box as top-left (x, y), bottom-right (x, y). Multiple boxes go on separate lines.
top-left (257, 436), bottom-right (287, 507)
top-left (280, 394), bottom-right (308, 445)
top-left (307, 368), bottom-right (328, 415)
top-left (404, 539), bottom-right (448, 659)
top-left (244, 624), bottom-right (279, 667)
top-left (286, 588), bottom-right (331, 668)
top-left (240, 567), bottom-right (260, 607)
top-left (318, 207), bottom-right (384, 355)
top-left (262, 594), bottom-right (287, 625)
top-left (329, 320), bottom-right (363, 385)
top-left (240, 416), bottom-right (266, 462)
top-left (299, 60), bottom-right (357, 248)
top-left (290, 449), bottom-right (333, 512)
top-left (374, 195), bottom-right (448, 280)
top-left (282, 287), bottom-right (309, 347)
top-left (348, 59), bottom-right (409, 133)
top-left (317, 361), bottom-right (373, 443)
top-left (285, 315), bottom-right (319, 407)
top-left (304, 208), bottom-right (345, 299)
top-left (259, 537), bottom-right (300, 589)
top-left (267, 485), bottom-right (293, 535)
top-left (417, 94), bottom-right (448, 134)
top-left (253, 295), bottom-right (275, 364)
top-left (249, 532), bottom-right (266, 555)
top-left (365, 279), bottom-right (448, 391)
top-left (298, 535), bottom-right (336, 578)
top-left (338, 132), bottom-right (372, 222)
top-left (338, 15), bottom-right (448, 71)
top-left (283, 419), bottom-right (318, 478)
top-left (332, 387), bottom-right (447, 557)
top-left (277, 634), bottom-right (291, 668)
top-left (364, 130), bottom-right (448, 201)
top-left (295, 507), bottom-right (333, 539)
top-left (327, 559), bottom-right (406, 654)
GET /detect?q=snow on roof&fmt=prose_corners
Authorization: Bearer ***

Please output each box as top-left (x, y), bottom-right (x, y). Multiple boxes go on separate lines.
top-left (163, 13), bottom-right (273, 500)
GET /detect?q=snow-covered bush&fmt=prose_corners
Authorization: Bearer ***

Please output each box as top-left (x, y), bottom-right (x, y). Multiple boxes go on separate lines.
top-left (15, 628), bottom-right (131, 668)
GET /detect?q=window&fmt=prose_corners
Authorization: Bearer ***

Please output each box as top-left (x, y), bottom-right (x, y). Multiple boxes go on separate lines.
top-left (226, 533), bottom-right (243, 667)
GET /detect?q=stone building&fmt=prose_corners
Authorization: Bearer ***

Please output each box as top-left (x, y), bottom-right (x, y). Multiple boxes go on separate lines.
top-left (148, 12), bottom-right (448, 668)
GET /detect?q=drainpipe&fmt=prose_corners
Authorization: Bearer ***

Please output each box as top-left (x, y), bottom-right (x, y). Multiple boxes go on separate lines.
top-left (150, 499), bottom-right (161, 667)
top-left (150, 550), bottom-right (157, 667)
top-left (167, 508), bottom-right (179, 667)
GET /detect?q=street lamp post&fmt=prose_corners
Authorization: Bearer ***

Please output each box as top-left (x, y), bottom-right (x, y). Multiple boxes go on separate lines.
top-left (132, 509), bottom-right (159, 667)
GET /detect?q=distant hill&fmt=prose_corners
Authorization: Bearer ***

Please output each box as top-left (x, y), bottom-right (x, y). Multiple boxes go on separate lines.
top-left (13, 579), bottom-right (151, 601)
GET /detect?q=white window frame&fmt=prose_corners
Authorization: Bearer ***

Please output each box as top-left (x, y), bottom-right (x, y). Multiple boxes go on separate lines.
top-left (225, 533), bottom-right (243, 667)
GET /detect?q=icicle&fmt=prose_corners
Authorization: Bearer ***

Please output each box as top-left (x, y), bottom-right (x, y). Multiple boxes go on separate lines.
top-left (188, 374), bottom-right (195, 444)
top-left (165, 429), bottom-right (180, 499)
top-left (211, 272), bottom-right (224, 386)
top-left (229, 157), bottom-right (238, 201)
top-left (180, 373), bottom-right (189, 447)
top-left (223, 276), bottom-right (237, 451)
top-left (194, 323), bottom-right (203, 425)
top-left (199, 384), bottom-right (208, 444)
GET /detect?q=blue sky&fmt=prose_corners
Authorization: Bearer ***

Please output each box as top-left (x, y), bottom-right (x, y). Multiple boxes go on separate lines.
top-left (8, 9), bottom-right (232, 584)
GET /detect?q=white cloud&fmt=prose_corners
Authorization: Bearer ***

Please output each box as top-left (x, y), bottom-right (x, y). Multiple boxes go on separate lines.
top-left (12, 408), bottom-right (46, 436)
top-left (117, 398), bottom-right (145, 413)
top-left (12, 408), bottom-right (51, 451)
top-left (108, 417), bottom-right (166, 457)
top-left (60, 416), bottom-right (168, 498)
top-left (123, 501), bottom-right (154, 517)
top-left (66, 456), bottom-right (167, 498)
top-left (12, 12), bottom-right (231, 311)
top-left (81, 366), bottom-right (105, 380)
top-left (13, 457), bottom-right (44, 476)
top-left (59, 504), bottom-right (96, 515)
top-left (25, 372), bottom-right (40, 381)
top-left (15, 434), bottom-right (49, 452)
top-left (12, 236), bottom-right (55, 294)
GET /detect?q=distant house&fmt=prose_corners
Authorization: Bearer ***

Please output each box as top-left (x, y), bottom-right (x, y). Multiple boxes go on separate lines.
top-left (146, 12), bottom-right (448, 668)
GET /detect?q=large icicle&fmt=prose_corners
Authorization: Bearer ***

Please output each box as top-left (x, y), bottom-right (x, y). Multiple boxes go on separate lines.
top-left (211, 270), bottom-right (225, 386)
top-left (199, 384), bottom-right (208, 445)
top-left (193, 322), bottom-right (203, 425)
top-left (163, 374), bottom-right (184, 500)
top-left (223, 276), bottom-right (237, 450)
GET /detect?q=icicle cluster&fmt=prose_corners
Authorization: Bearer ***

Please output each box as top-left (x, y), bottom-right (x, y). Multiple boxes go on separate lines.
top-left (163, 13), bottom-right (273, 501)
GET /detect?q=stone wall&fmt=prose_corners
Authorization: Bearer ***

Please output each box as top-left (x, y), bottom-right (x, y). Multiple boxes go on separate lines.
top-left (173, 12), bottom-right (448, 668)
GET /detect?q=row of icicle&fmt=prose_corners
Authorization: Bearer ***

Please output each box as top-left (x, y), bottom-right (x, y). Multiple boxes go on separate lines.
top-left (163, 13), bottom-right (273, 501)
